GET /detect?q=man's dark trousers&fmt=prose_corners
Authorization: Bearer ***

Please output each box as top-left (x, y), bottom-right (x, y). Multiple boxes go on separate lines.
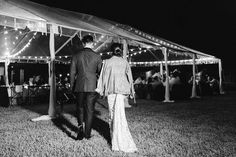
top-left (76, 92), bottom-right (97, 138)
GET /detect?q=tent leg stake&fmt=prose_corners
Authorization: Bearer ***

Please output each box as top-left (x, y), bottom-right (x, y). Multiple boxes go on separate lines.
top-left (163, 100), bottom-right (174, 103)
top-left (31, 114), bottom-right (58, 122)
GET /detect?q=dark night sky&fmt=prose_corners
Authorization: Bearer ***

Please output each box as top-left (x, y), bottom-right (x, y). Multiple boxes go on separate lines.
top-left (29, 0), bottom-right (236, 71)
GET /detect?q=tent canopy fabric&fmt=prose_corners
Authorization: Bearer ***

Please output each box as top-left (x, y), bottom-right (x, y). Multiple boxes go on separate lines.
top-left (0, 0), bottom-right (219, 65)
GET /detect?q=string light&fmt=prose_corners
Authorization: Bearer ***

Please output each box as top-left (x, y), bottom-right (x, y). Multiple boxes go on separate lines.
top-left (0, 19), bottom-right (217, 67)
top-left (10, 32), bottom-right (37, 58)
top-left (129, 58), bottom-right (219, 67)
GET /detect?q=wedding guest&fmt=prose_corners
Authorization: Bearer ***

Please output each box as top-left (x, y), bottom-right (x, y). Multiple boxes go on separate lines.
top-left (207, 75), bottom-right (219, 94)
top-left (169, 70), bottom-right (181, 91)
top-left (134, 76), bottom-right (146, 99)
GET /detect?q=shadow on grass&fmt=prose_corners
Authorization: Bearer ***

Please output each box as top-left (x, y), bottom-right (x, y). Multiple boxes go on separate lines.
top-left (51, 115), bottom-right (78, 140)
top-left (93, 116), bottom-right (111, 146)
top-left (18, 97), bottom-right (111, 144)
top-left (49, 106), bottom-right (111, 144)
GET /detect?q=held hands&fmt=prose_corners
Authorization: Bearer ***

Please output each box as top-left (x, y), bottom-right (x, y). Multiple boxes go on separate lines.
top-left (95, 88), bottom-right (102, 96)
top-left (129, 93), bottom-right (135, 99)
top-left (95, 88), bottom-right (100, 93)
top-left (128, 94), bottom-right (136, 104)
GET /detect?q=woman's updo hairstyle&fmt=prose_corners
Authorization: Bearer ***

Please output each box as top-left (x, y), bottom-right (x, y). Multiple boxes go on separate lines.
top-left (110, 43), bottom-right (123, 57)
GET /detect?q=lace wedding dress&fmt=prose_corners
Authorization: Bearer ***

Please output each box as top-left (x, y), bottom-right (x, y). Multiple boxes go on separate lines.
top-left (107, 94), bottom-right (138, 153)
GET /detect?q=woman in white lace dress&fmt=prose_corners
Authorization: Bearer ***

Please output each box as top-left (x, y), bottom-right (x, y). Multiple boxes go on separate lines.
top-left (96, 43), bottom-right (137, 153)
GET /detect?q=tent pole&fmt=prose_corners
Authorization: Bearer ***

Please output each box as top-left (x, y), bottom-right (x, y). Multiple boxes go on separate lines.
top-left (218, 59), bottom-right (225, 94)
top-left (122, 39), bottom-right (128, 60)
top-left (160, 62), bottom-right (163, 77)
top-left (31, 24), bottom-right (57, 122)
top-left (162, 47), bottom-right (173, 102)
top-left (4, 59), bottom-right (10, 86)
top-left (191, 53), bottom-right (198, 98)
top-left (122, 39), bottom-right (135, 105)
top-left (48, 61), bottom-right (50, 85)
top-left (48, 24), bottom-right (57, 118)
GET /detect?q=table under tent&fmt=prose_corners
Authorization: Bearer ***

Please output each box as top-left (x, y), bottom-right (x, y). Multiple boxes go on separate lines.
top-left (0, 0), bottom-right (224, 121)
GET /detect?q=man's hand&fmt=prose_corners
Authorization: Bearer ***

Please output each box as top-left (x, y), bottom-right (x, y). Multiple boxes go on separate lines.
top-left (129, 95), bottom-right (134, 99)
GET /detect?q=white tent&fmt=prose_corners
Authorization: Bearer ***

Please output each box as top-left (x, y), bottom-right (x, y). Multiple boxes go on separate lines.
top-left (0, 0), bottom-right (224, 120)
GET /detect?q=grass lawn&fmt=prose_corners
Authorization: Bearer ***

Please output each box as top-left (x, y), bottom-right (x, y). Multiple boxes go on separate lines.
top-left (0, 91), bottom-right (236, 157)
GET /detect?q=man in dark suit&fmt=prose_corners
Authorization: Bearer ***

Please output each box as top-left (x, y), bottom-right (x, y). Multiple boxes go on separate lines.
top-left (70, 35), bottom-right (102, 140)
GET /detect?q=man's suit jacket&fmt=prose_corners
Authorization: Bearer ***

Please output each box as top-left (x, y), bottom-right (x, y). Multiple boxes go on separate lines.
top-left (70, 48), bottom-right (102, 92)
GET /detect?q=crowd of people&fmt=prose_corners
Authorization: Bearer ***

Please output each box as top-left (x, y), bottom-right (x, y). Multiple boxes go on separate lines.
top-left (133, 68), bottom-right (220, 101)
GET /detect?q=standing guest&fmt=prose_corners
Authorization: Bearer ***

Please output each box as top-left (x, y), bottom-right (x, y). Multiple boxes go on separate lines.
top-left (207, 75), bottom-right (219, 94)
top-left (169, 70), bottom-right (181, 91)
top-left (70, 35), bottom-right (102, 140)
top-left (96, 43), bottom-right (137, 153)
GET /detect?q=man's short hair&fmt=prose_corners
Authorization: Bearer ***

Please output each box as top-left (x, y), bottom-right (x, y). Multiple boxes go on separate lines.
top-left (82, 35), bottom-right (93, 44)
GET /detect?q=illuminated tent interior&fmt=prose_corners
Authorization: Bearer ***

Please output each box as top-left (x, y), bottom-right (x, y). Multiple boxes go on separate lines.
top-left (0, 0), bottom-right (224, 120)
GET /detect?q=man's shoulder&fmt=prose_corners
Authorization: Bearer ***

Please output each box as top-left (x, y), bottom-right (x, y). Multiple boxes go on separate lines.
top-left (84, 48), bottom-right (101, 57)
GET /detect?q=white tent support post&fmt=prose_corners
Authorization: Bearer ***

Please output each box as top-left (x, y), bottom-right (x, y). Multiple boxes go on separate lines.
top-left (122, 39), bottom-right (128, 60)
top-left (31, 24), bottom-right (57, 122)
top-left (122, 39), bottom-right (136, 105)
top-left (191, 53), bottom-right (198, 98)
top-left (162, 47), bottom-right (174, 103)
top-left (48, 24), bottom-right (57, 118)
top-left (47, 60), bottom-right (57, 117)
top-left (160, 62), bottom-right (163, 77)
top-left (4, 59), bottom-right (9, 86)
top-left (218, 59), bottom-right (224, 94)
top-left (48, 61), bottom-right (50, 86)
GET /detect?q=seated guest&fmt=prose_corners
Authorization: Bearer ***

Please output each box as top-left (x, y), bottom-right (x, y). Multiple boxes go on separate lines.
top-left (28, 77), bottom-right (34, 86)
top-left (134, 76), bottom-right (143, 85)
top-left (34, 75), bottom-right (44, 86)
